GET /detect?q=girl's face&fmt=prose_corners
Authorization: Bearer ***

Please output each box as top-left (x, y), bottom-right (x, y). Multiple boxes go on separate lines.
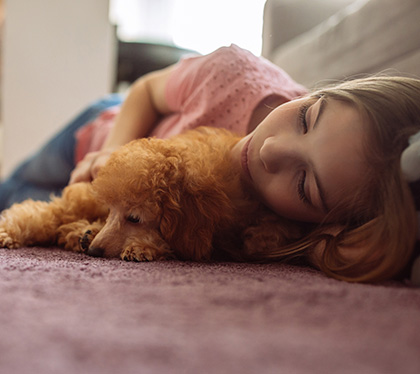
top-left (232, 97), bottom-right (368, 223)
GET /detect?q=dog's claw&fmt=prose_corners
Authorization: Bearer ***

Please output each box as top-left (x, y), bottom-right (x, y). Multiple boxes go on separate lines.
top-left (80, 236), bottom-right (90, 252)
top-left (79, 230), bottom-right (95, 252)
top-left (144, 253), bottom-right (153, 262)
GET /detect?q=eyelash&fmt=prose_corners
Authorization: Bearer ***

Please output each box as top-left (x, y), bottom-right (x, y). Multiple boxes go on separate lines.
top-left (298, 171), bottom-right (309, 205)
top-left (297, 103), bottom-right (310, 204)
top-left (298, 103), bottom-right (310, 134)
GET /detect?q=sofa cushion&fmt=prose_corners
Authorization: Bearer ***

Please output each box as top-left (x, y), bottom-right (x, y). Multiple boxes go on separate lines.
top-left (262, 0), bottom-right (355, 58)
top-left (271, 0), bottom-right (420, 88)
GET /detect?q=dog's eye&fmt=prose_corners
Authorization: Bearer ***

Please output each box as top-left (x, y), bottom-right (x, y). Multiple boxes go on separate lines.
top-left (127, 215), bottom-right (141, 224)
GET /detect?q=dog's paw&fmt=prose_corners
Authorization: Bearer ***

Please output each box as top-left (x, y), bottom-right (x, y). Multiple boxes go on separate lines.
top-left (120, 234), bottom-right (172, 262)
top-left (0, 228), bottom-right (21, 249)
top-left (57, 220), bottom-right (102, 253)
top-left (121, 246), bottom-right (157, 262)
top-left (80, 229), bottom-right (97, 253)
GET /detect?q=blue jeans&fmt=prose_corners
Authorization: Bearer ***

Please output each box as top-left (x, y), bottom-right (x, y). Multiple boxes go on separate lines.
top-left (0, 94), bottom-right (123, 211)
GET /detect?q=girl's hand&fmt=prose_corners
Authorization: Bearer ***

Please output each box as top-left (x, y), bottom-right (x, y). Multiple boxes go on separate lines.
top-left (69, 148), bottom-right (115, 184)
top-left (69, 65), bottom-right (173, 185)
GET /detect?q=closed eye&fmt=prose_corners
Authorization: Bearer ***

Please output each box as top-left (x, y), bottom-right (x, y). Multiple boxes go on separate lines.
top-left (297, 171), bottom-right (310, 205)
top-left (298, 102), bottom-right (310, 134)
top-left (127, 215), bottom-right (141, 224)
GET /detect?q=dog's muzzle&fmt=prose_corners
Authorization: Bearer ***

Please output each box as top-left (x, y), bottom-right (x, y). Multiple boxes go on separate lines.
top-left (87, 247), bottom-right (104, 257)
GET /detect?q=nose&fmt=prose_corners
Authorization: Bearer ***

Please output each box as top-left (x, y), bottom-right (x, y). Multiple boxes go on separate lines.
top-left (260, 135), bottom-right (302, 173)
top-left (87, 246), bottom-right (105, 257)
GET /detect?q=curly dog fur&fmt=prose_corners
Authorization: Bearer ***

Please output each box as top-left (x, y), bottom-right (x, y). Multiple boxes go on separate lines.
top-left (0, 127), bottom-right (302, 262)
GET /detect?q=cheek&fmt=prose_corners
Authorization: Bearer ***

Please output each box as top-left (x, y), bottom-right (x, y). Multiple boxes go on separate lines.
top-left (256, 182), bottom-right (296, 217)
top-left (261, 185), bottom-right (324, 223)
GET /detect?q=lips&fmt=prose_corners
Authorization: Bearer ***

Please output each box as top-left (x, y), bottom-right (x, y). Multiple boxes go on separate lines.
top-left (241, 136), bottom-right (253, 181)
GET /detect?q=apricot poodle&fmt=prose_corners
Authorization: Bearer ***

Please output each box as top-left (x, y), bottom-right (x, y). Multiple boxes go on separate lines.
top-left (0, 127), bottom-right (302, 262)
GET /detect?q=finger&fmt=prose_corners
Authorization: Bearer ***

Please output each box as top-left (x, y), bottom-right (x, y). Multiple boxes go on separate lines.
top-left (91, 154), bottom-right (111, 180)
top-left (69, 163), bottom-right (93, 184)
top-left (69, 151), bottom-right (101, 184)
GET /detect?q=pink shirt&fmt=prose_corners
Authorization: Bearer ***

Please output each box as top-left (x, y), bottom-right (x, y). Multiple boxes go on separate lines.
top-left (75, 45), bottom-right (307, 163)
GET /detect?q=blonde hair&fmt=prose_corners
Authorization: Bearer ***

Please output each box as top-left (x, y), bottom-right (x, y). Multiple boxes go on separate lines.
top-left (267, 76), bottom-right (420, 282)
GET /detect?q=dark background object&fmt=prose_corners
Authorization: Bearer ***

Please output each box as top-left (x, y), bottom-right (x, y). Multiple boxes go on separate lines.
top-left (115, 41), bottom-right (198, 89)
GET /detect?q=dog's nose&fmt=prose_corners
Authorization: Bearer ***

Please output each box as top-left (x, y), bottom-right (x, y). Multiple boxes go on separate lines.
top-left (87, 246), bottom-right (105, 257)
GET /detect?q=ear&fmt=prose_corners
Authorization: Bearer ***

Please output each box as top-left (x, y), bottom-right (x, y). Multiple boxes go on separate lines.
top-left (159, 190), bottom-right (229, 261)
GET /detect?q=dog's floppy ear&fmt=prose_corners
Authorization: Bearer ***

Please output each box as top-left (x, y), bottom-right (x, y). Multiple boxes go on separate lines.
top-left (159, 188), bottom-right (232, 261)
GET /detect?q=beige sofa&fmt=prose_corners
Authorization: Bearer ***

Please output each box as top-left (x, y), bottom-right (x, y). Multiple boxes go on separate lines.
top-left (262, 0), bottom-right (420, 88)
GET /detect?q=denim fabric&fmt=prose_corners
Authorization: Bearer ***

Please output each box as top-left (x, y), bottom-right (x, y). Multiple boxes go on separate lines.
top-left (0, 94), bottom-right (123, 211)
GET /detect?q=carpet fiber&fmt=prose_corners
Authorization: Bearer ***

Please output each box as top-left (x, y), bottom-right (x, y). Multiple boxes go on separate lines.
top-left (1, 247), bottom-right (419, 374)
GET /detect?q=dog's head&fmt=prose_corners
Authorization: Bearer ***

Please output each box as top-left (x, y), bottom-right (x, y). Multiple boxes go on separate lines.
top-left (87, 138), bottom-right (234, 261)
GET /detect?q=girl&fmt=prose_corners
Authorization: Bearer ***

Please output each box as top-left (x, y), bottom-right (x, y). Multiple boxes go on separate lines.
top-left (239, 76), bottom-right (420, 283)
top-left (1, 45), bottom-right (419, 283)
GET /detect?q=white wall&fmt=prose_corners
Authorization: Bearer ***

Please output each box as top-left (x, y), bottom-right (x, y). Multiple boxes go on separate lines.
top-left (2, 0), bottom-right (115, 177)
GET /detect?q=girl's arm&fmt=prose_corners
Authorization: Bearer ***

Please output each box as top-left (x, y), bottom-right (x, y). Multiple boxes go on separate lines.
top-left (69, 65), bottom-right (175, 184)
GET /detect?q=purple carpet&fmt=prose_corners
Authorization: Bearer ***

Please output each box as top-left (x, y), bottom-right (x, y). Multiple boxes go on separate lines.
top-left (0, 246), bottom-right (419, 374)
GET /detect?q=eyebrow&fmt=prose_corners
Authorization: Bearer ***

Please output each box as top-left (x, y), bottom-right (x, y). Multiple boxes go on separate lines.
top-left (311, 98), bottom-right (330, 213)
